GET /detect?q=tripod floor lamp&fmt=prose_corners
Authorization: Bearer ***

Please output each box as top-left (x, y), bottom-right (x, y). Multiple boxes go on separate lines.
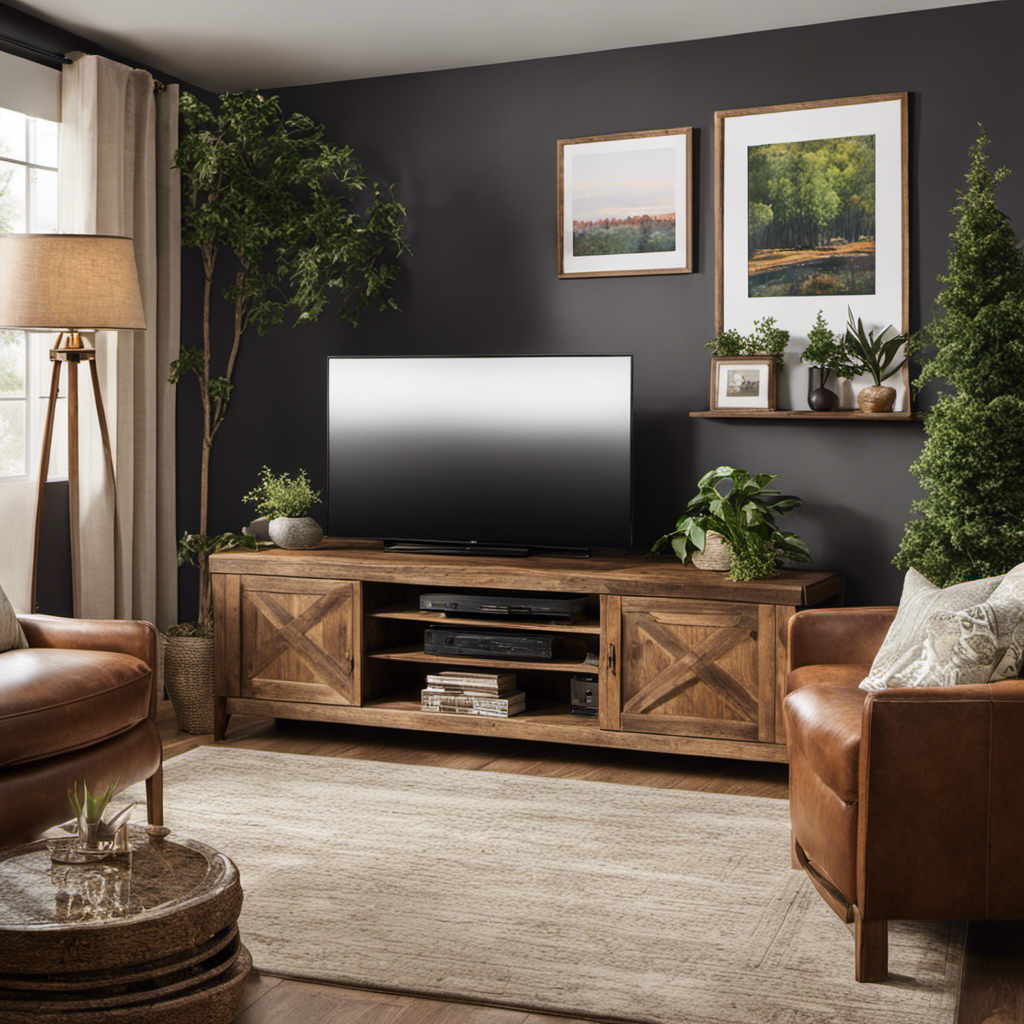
top-left (0, 234), bottom-right (146, 612)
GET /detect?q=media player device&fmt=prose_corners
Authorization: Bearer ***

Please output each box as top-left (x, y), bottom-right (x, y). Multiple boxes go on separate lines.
top-left (419, 590), bottom-right (588, 622)
top-left (570, 675), bottom-right (599, 716)
top-left (424, 628), bottom-right (564, 661)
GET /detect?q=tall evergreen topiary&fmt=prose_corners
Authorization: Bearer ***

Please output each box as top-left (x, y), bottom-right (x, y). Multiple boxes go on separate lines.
top-left (896, 129), bottom-right (1024, 584)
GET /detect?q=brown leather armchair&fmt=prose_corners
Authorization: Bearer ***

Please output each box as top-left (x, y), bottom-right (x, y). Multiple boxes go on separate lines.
top-left (0, 614), bottom-right (163, 848)
top-left (783, 607), bottom-right (1024, 982)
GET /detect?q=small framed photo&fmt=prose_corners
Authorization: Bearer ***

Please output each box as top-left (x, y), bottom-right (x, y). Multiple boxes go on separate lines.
top-left (558, 127), bottom-right (692, 278)
top-left (710, 356), bottom-right (777, 411)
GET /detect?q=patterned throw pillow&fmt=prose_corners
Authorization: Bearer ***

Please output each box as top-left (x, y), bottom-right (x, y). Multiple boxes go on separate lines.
top-left (860, 567), bottom-right (1011, 691)
top-left (0, 581), bottom-right (28, 653)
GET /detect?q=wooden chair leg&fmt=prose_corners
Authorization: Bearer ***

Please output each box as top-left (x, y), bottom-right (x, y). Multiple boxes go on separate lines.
top-left (214, 695), bottom-right (230, 742)
top-left (146, 767), bottom-right (164, 826)
top-left (854, 910), bottom-right (888, 982)
top-left (791, 831), bottom-right (801, 869)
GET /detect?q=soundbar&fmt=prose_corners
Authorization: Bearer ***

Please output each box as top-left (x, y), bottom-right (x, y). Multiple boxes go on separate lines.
top-left (424, 628), bottom-right (564, 661)
top-left (419, 590), bottom-right (588, 622)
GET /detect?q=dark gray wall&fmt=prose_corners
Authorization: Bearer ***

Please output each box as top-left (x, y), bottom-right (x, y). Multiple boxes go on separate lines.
top-left (166, 0), bottom-right (1015, 615)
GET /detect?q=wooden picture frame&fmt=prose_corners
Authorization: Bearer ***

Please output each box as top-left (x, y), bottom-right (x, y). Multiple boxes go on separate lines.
top-left (558, 127), bottom-right (693, 279)
top-left (710, 356), bottom-right (777, 412)
top-left (714, 93), bottom-right (910, 412)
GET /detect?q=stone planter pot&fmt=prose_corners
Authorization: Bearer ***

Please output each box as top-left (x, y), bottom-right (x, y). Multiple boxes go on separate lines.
top-left (857, 385), bottom-right (897, 413)
top-left (163, 634), bottom-right (215, 735)
top-left (269, 516), bottom-right (324, 549)
top-left (690, 530), bottom-right (733, 571)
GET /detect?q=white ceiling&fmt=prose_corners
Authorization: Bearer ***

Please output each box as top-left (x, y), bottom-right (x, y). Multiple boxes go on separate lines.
top-left (6, 0), bottom-right (997, 92)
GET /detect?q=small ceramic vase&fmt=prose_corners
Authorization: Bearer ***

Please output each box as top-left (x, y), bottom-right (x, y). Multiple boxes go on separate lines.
top-left (807, 367), bottom-right (840, 412)
top-left (857, 385), bottom-right (897, 413)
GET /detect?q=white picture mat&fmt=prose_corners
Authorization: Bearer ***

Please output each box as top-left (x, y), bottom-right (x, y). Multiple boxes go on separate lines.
top-left (562, 132), bottom-right (688, 274)
top-left (721, 98), bottom-right (906, 410)
top-left (716, 362), bottom-right (770, 408)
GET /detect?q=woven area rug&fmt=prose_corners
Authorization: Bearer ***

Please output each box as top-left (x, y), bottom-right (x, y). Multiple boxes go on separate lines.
top-left (126, 747), bottom-right (964, 1024)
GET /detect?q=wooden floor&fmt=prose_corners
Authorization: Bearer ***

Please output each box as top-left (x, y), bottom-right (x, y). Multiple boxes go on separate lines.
top-left (158, 703), bottom-right (1023, 1024)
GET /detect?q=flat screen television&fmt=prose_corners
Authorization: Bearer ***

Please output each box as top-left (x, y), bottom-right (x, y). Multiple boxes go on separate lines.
top-left (327, 355), bottom-right (632, 556)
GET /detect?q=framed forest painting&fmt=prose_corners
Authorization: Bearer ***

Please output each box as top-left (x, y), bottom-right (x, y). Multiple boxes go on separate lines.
top-left (558, 127), bottom-right (692, 278)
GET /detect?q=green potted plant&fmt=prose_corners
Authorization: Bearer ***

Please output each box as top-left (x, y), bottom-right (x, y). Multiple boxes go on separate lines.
top-left (68, 779), bottom-right (118, 848)
top-left (244, 467), bottom-right (324, 549)
top-left (897, 129), bottom-right (1024, 583)
top-left (844, 307), bottom-right (907, 413)
top-left (705, 316), bottom-right (789, 368)
top-left (649, 467), bottom-right (811, 582)
top-left (800, 310), bottom-right (858, 411)
top-left (164, 90), bottom-right (406, 732)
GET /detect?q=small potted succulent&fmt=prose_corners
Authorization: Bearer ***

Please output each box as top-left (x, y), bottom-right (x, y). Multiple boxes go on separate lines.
top-left (68, 779), bottom-right (131, 849)
top-left (649, 466), bottom-right (811, 582)
top-left (844, 307), bottom-right (907, 413)
top-left (245, 467), bottom-right (324, 550)
top-left (800, 310), bottom-right (859, 411)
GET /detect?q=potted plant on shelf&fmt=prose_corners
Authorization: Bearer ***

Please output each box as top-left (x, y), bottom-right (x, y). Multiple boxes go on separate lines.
top-left (705, 316), bottom-right (789, 368)
top-left (844, 307), bottom-right (907, 413)
top-left (800, 310), bottom-right (859, 411)
top-left (244, 467), bottom-right (324, 550)
top-left (163, 90), bottom-right (406, 733)
top-left (649, 466), bottom-right (811, 582)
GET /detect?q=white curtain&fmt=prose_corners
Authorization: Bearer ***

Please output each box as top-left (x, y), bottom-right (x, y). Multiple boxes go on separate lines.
top-left (58, 54), bottom-right (180, 627)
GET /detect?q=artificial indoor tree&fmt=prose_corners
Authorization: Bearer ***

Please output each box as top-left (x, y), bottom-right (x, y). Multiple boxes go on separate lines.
top-left (171, 90), bottom-right (407, 631)
top-left (896, 129), bottom-right (1024, 584)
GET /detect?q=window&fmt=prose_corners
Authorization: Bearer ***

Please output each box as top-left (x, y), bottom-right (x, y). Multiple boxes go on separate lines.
top-left (0, 106), bottom-right (64, 480)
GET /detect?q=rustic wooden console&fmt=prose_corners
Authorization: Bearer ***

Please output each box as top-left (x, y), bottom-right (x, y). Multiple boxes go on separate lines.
top-left (210, 541), bottom-right (842, 762)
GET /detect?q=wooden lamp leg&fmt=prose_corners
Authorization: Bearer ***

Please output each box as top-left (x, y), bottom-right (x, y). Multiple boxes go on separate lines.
top-left (67, 359), bottom-right (81, 614)
top-left (88, 357), bottom-right (121, 611)
top-left (854, 911), bottom-right (888, 982)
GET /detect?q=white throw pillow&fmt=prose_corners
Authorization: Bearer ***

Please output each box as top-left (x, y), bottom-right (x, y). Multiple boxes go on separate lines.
top-left (0, 581), bottom-right (28, 653)
top-left (860, 567), bottom-right (1015, 691)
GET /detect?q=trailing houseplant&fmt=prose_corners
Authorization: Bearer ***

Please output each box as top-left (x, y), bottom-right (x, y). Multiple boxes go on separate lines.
top-left (800, 309), bottom-right (858, 411)
top-left (843, 307), bottom-right (907, 413)
top-left (896, 129), bottom-right (1024, 584)
top-left (170, 89), bottom-right (407, 633)
top-left (649, 467), bottom-right (811, 581)
top-left (705, 316), bottom-right (790, 368)
top-left (244, 467), bottom-right (324, 549)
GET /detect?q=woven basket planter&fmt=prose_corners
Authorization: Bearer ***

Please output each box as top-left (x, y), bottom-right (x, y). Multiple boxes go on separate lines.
top-left (162, 634), bottom-right (216, 735)
top-left (691, 531), bottom-right (733, 572)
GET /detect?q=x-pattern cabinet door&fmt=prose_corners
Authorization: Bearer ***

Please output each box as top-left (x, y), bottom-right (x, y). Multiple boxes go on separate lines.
top-left (618, 597), bottom-right (775, 743)
top-left (240, 575), bottom-right (358, 705)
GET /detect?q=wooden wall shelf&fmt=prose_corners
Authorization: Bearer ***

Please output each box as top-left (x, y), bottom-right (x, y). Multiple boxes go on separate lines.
top-left (690, 410), bottom-right (923, 420)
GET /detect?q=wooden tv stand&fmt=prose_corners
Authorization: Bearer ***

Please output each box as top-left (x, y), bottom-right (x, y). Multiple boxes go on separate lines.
top-left (209, 540), bottom-right (842, 762)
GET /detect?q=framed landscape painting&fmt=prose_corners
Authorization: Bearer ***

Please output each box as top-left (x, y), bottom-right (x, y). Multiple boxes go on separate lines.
top-left (715, 93), bottom-right (908, 336)
top-left (558, 127), bottom-right (692, 278)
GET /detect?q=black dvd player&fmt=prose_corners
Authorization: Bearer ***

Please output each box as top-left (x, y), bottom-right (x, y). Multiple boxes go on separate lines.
top-left (419, 590), bottom-right (588, 622)
top-left (424, 628), bottom-right (564, 661)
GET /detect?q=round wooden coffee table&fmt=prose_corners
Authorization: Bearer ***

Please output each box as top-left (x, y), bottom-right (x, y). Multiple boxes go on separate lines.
top-left (0, 826), bottom-right (251, 1023)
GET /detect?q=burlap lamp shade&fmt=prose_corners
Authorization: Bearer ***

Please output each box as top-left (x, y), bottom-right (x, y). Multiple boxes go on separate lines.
top-left (0, 233), bottom-right (145, 331)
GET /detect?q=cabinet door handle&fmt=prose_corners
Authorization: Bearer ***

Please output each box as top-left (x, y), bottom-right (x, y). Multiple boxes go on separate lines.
top-left (607, 642), bottom-right (616, 675)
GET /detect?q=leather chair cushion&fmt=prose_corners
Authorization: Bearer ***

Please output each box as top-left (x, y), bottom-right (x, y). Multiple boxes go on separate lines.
top-left (788, 664), bottom-right (871, 692)
top-left (784, 683), bottom-right (868, 803)
top-left (0, 649), bottom-right (152, 768)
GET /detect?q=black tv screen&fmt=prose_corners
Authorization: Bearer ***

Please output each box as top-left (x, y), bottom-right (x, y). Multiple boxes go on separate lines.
top-left (328, 355), bottom-right (632, 553)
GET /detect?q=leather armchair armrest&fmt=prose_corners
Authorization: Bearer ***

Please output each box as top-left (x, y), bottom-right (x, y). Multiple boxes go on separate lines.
top-left (16, 615), bottom-right (159, 719)
top-left (858, 679), bottom-right (1024, 921)
top-left (788, 607), bottom-right (897, 673)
